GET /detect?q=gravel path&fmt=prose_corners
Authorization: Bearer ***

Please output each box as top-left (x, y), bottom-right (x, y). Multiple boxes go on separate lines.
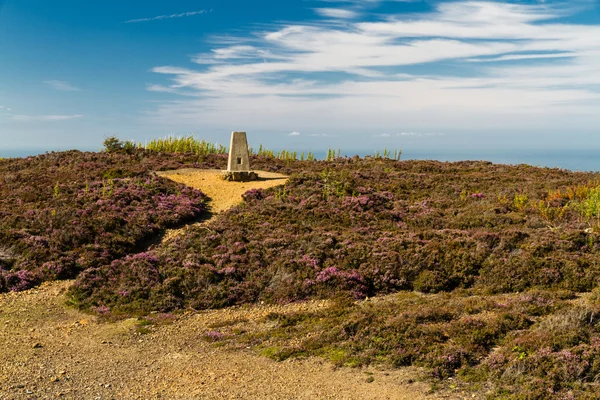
top-left (0, 169), bottom-right (451, 400)
top-left (155, 169), bottom-right (288, 243)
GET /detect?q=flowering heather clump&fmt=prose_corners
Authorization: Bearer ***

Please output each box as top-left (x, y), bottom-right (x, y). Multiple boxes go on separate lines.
top-left (244, 290), bottom-right (572, 391)
top-left (203, 331), bottom-right (226, 342)
top-left (241, 188), bottom-right (265, 201)
top-left (71, 158), bottom-right (600, 311)
top-left (474, 293), bottom-right (600, 398)
top-left (0, 149), bottom-right (215, 292)
top-left (1, 269), bottom-right (39, 292)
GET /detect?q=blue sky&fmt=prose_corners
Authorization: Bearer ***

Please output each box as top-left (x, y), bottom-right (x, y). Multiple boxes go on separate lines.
top-left (1, 0), bottom-right (599, 154)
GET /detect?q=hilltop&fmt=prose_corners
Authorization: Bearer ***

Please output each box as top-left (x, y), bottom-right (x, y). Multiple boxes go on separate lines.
top-left (2, 147), bottom-right (600, 398)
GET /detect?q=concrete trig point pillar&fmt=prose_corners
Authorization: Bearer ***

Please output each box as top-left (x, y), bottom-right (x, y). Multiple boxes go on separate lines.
top-left (222, 131), bottom-right (258, 182)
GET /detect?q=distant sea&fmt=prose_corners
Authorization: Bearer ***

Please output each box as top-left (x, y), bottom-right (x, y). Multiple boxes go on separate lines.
top-left (2, 147), bottom-right (599, 173)
top-left (0, 148), bottom-right (97, 159)
top-left (315, 148), bottom-right (600, 173)
top-left (401, 148), bottom-right (600, 173)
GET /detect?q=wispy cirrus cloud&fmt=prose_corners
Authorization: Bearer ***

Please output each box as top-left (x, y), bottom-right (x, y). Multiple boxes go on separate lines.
top-left (466, 53), bottom-right (576, 63)
top-left (13, 114), bottom-right (84, 122)
top-left (314, 8), bottom-right (360, 19)
top-left (44, 80), bottom-right (81, 91)
top-left (288, 131), bottom-right (301, 136)
top-left (125, 10), bottom-right (210, 24)
top-left (145, 1), bottom-right (600, 136)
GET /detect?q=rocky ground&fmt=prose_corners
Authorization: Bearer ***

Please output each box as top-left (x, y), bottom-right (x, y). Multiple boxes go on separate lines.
top-left (0, 169), bottom-right (456, 400)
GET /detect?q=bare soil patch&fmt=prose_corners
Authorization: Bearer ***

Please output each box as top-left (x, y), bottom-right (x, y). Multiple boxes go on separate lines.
top-left (155, 169), bottom-right (288, 243)
top-left (155, 168), bottom-right (288, 215)
top-left (0, 281), bottom-right (445, 399)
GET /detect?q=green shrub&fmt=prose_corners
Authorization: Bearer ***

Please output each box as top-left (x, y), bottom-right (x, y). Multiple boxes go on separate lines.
top-left (103, 136), bottom-right (124, 153)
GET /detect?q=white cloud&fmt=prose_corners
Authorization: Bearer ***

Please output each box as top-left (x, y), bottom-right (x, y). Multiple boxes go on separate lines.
top-left (314, 8), bottom-right (360, 19)
top-left (125, 10), bottom-right (209, 23)
top-left (144, 1), bottom-right (600, 136)
top-left (467, 53), bottom-right (576, 62)
top-left (13, 114), bottom-right (84, 121)
top-left (398, 132), bottom-right (445, 137)
top-left (146, 84), bottom-right (184, 94)
top-left (44, 80), bottom-right (81, 91)
top-left (375, 132), bottom-right (445, 137)
top-left (288, 131), bottom-right (301, 136)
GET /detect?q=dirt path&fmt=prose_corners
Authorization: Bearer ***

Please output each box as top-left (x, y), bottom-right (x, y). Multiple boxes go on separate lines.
top-left (0, 169), bottom-right (450, 400)
top-left (155, 169), bottom-right (289, 243)
top-left (155, 169), bottom-right (288, 216)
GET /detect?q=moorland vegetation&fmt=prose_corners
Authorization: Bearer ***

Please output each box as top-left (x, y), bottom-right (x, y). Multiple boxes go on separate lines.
top-left (2, 137), bottom-right (600, 398)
